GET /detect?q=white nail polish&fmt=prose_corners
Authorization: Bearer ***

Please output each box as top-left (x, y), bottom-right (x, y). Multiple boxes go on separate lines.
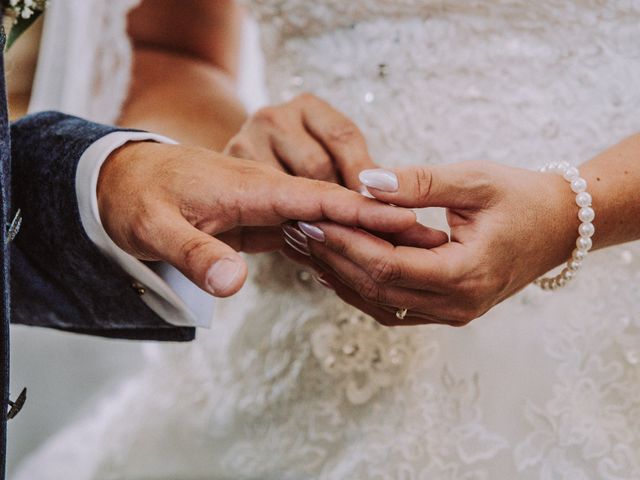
top-left (359, 169), bottom-right (399, 192)
top-left (284, 236), bottom-right (310, 256)
top-left (313, 275), bottom-right (334, 290)
top-left (298, 222), bottom-right (325, 242)
top-left (359, 185), bottom-right (375, 198)
top-left (282, 224), bottom-right (307, 244)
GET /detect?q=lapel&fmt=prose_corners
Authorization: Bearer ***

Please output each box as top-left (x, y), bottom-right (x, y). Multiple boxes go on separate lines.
top-left (1, 24), bottom-right (10, 480)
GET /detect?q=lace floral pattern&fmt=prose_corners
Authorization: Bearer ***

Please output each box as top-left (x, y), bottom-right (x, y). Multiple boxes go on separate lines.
top-left (515, 256), bottom-right (640, 479)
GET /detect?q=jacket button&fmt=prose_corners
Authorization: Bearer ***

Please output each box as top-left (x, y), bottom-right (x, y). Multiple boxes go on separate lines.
top-left (7, 387), bottom-right (27, 420)
top-left (131, 281), bottom-right (146, 296)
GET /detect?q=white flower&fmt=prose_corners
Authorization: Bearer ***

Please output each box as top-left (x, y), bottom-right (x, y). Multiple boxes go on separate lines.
top-left (310, 310), bottom-right (411, 405)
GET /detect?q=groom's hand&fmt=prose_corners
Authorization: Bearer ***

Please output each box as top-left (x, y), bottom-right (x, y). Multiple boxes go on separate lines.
top-left (97, 142), bottom-right (416, 297)
top-left (225, 93), bottom-right (376, 189)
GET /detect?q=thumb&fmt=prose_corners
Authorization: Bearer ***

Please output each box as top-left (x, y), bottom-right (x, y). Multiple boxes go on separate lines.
top-left (153, 217), bottom-right (248, 297)
top-left (358, 163), bottom-right (494, 209)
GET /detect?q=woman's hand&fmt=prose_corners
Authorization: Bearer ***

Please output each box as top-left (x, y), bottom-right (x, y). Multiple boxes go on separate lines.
top-left (225, 93), bottom-right (377, 189)
top-left (293, 161), bottom-right (579, 326)
top-left (97, 142), bottom-right (416, 298)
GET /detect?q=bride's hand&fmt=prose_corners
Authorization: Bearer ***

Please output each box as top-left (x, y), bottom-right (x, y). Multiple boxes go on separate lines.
top-left (294, 161), bottom-right (578, 326)
top-left (225, 93), bottom-right (376, 189)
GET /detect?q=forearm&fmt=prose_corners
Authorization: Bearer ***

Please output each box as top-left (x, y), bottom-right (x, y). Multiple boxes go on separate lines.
top-left (579, 133), bottom-right (640, 250)
top-left (118, 48), bottom-right (246, 150)
top-left (119, 0), bottom-right (247, 151)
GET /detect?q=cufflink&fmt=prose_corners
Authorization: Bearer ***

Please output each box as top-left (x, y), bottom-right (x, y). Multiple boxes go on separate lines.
top-left (7, 387), bottom-right (27, 420)
top-left (5, 208), bottom-right (22, 243)
top-left (131, 281), bottom-right (146, 296)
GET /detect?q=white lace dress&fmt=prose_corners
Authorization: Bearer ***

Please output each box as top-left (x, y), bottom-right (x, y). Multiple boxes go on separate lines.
top-left (15, 1), bottom-right (640, 479)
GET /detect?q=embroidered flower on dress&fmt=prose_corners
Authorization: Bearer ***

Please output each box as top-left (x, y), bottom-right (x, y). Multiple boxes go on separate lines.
top-left (310, 310), bottom-right (410, 404)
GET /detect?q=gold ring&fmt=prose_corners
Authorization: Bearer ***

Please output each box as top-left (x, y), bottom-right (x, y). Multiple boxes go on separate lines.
top-left (396, 308), bottom-right (408, 320)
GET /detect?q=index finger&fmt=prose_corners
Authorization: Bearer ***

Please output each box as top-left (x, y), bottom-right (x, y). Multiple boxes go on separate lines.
top-left (269, 174), bottom-right (417, 233)
top-left (296, 94), bottom-right (377, 190)
top-left (299, 221), bottom-right (465, 290)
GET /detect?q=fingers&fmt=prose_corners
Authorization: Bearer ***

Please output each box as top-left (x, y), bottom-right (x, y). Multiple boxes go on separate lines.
top-left (225, 94), bottom-right (377, 190)
top-left (387, 223), bottom-right (449, 249)
top-left (225, 130), bottom-right (284, 172)
top-left (217, 226), bottom-right (285, 253)
top-left (298, 94), bottom-right (377, 189)
top-left (149, 215), bottom-right (248, 297)
top-left (317, 273), bottom-right (445, 327)
top-left (270, 121), bottom-right (339, 182)
top-left (269, 174), bottom-right (417, 232)
top-left (280, 245), bottom-right (442, 326)
top-left (298, 221), bottom-right (459, 290)
top-left (307, 234), bottom-right (445, 308)
top-left (359, 162), bottom-right (498, 209)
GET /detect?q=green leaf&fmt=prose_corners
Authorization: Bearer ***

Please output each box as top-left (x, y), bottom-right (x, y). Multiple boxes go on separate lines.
top-left (6, 10), bottom-right (43, 50)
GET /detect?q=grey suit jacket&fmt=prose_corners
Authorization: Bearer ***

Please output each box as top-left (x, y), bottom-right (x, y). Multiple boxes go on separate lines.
top-left (0, 31), bottom-right (195, 478)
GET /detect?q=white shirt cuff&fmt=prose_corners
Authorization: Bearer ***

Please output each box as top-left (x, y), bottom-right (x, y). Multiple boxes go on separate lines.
top-left (75, 131), bottom-right (216, 328)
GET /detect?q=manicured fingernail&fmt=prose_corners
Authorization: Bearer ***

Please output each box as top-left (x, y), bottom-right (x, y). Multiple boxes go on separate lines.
top-left (282, 224), bottom-right (307, 244)
top-left (359, 185), bottom-right (375, 198)
top-left (206, 258), bottom-right (242, 294)
top-left (359, 169), bottom-right (398, 192)
top-left (313, 275), bottom-right (334, 290)
top-left (298, 222), bottom-right (325, 242)
top-left (284, 235), bottom-right (310, 256)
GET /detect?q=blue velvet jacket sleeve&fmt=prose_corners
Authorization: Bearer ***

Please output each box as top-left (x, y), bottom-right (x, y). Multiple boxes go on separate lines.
top-left (9, 111), bottom-right (194, 341)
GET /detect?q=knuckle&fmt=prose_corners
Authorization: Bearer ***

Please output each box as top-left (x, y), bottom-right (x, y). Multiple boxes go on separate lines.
top-left (414, 168), bottom-right (433, 202)
top-left (225, 138), bottom-right (254, 159)
top-left (253, 106), bottom-right (285, 129)
top-left (358, 278), bottom-right (384, 304)
top-left (178, 235), bottom-right (211, 268)
top-left (300, 151), bottom-right (333, 179)
top-left (367, 255), bottom-right (401, 284)
top-left (294, 92), bottom-right (320, 104)
top-left (326, 120), bottom-right (362, 144)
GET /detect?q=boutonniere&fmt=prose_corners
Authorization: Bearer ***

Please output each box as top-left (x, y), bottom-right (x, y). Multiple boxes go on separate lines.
top-left (3, 0), bottom-right (48, 49)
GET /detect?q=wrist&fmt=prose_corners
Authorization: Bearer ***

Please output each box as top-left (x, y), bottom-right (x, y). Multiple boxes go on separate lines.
top-left (533, 162), bottom-right (597, 290)
top-left (97, 141), bottom-right (157, 247)
top-left (539, 170), bottom-right (583, 271)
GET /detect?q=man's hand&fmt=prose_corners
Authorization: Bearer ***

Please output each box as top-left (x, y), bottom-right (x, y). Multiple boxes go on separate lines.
top-left (225, 93), bottom-right (376, 189)
top-left (97, 142), bottom-right (416, 298)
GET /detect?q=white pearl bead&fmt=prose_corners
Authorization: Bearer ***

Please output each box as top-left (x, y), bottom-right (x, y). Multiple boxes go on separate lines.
top-left (568, 259), bottom-right (582, 270)
top-left (578, 207), bottom-right (595, 223)
top-left (571, 177), bottom-right (587, 193)
top-left (575, 191), bottom-right (592, 207)
top-left (536, 162), bottom-right (594, 292)
top-left (561, 268), bottom-right (574, 280)
top-left (577, 236), bottom-right (593, 251)
top-left (563, 166), bottom-right (579, 181)
top-left (572, 248), bottom-right (587, 261)
top-left (578, 222), bottom-right (595, 238)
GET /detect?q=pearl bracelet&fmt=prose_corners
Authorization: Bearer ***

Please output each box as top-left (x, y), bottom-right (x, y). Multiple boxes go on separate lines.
top-left (534, 162), bottom-right (594, 291)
